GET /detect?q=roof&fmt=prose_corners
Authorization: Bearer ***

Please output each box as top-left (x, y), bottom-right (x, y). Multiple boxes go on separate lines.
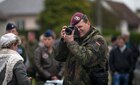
top-left (106, 1), bottom-right (140, 26)
top-left (0, 0), bottom-right (44, 15)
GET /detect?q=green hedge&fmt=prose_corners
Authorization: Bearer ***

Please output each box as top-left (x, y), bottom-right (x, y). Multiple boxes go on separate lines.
top-left (102, 28), bottom-right (140, 44)
top-left (130, 32), bottom-right (140, 44)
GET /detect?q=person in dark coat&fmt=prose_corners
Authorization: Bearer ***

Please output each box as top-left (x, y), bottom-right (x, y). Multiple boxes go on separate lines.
top-left (109, 36), bottom-right (133, 85)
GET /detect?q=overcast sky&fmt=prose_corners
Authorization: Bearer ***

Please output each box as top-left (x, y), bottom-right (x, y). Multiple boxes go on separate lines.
top-left (0, 0), bottom-right (140, 12)
top-left (112, 0), bottom-right (140, 12)
top-left (0, 0), bottom-right (4, 3)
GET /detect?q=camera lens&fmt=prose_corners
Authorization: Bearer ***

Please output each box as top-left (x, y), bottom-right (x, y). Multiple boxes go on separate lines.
top-left (65, 27), bottom-right (73, 35)
top-left (65, 25), bottom-right (75, 35)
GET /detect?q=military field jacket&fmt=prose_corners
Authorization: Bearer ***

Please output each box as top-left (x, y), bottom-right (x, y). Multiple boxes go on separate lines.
top-left (55, 27), bottom-right (108, 85)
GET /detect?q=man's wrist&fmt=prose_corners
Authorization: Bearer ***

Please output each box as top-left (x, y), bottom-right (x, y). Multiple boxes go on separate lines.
top-left (67, 41), bottom-right (78, 48)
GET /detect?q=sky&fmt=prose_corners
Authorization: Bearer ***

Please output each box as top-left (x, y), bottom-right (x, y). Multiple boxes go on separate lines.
top-left (0, 0), bottom-right (4, 3)
top-left (112, 0), bottom-right (140, 12)
top-left (0, 0), bottom-right (140, 12)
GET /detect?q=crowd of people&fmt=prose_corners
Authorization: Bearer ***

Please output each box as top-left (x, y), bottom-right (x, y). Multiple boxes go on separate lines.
top-left (0, 12), bottom-right (139, 85)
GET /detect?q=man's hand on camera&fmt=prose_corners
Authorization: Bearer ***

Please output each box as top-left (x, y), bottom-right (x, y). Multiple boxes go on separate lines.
top-left (61, 26), bottom-right (74, 43)
top-left (61, 26), bottom-right (67, 38)
top-left (64, 30), bottom-right (74, 42)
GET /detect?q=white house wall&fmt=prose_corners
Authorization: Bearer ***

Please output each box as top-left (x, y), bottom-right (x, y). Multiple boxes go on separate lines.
top-left (0, 22), bottom-right (6, 36)
top-left (120, 20), bottom-right (129, 35)
top-left (8, 15), bottom-right (38, 30)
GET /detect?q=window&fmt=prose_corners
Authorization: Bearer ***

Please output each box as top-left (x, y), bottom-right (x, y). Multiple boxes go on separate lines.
top-left (16, 19), bottom-right (25, 30)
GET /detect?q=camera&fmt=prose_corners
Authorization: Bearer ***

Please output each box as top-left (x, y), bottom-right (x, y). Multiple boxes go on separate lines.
top-left (65, 25), bottom-right (76, 35)
top-left (65, 25), bottom-right (80, 39)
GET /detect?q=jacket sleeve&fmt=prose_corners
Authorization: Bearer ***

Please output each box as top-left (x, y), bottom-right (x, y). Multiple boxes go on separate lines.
top-left (13, 60), bottom-right (30, 85)
top-left (34, 47), bottom-right (52, 79)
top-left (109, 49), bottom-right (116, 73)
top-left (57, 62), bottom-right (65, 79)
top-left (54, 39), bottom-right (69, 62)
top-left (128, 49), bottom-right (134, 73)
top-left (67, 35), bottom-right (108, 67)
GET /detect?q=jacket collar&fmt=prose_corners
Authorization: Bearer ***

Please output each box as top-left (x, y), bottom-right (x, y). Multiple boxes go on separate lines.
top-left (80, 26), bottom-right (100, 43)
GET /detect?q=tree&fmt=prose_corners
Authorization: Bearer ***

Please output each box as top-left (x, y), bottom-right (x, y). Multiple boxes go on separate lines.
top-left (38, 0), bottom-right (91, 36)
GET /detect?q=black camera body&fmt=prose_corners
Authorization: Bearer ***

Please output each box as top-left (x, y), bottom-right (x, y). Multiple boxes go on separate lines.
top-left (65, 25), bottom-right (80, 39)
top-left (65, 25), bottom-right (76, 35)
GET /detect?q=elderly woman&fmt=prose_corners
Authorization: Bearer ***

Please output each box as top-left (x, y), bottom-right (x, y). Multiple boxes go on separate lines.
top-left (0, 33), bottom-right (30, 85)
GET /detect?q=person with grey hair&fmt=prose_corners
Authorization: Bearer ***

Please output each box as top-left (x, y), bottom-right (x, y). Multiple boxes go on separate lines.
top-left (0, 33), bottom-right (30, 85)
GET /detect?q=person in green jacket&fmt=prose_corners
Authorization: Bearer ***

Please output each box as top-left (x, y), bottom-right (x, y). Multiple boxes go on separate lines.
top-left (54, 12), bottom-right (108, 85)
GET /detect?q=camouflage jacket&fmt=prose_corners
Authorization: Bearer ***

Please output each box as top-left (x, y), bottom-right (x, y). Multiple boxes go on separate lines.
top-left (54, 27), bottom-right (108, 85)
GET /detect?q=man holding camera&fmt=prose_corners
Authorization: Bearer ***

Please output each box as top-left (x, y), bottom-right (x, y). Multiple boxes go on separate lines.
top-left (54, 12), bottom-right (108, 85)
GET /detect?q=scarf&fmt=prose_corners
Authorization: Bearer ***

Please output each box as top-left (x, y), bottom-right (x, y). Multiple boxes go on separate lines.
top-left (0, 49), bottom-right (23, 85)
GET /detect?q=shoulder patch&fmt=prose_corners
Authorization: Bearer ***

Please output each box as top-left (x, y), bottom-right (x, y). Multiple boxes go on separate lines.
top-left (93, 41), bottom-right (101, 52)
top-left (95, 41), bottom-right (101, 46)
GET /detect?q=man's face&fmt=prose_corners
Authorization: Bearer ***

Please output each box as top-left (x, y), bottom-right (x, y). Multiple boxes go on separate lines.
top-left (28, 32), bottom-right (36, 42)
top-left (9, 28), bottom-right (18, 35)
top-left (43, 36), bottom-right (54, 48)
top-left (117, 38), bottom-right (125, 47)
top-left (12, 43), bottom-right (18, 51)
top-left (75, 20), bottom-right (90, 37)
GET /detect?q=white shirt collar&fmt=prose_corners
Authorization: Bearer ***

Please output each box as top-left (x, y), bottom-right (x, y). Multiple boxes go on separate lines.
top-left (119, 45), bottom-right (126, 52)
